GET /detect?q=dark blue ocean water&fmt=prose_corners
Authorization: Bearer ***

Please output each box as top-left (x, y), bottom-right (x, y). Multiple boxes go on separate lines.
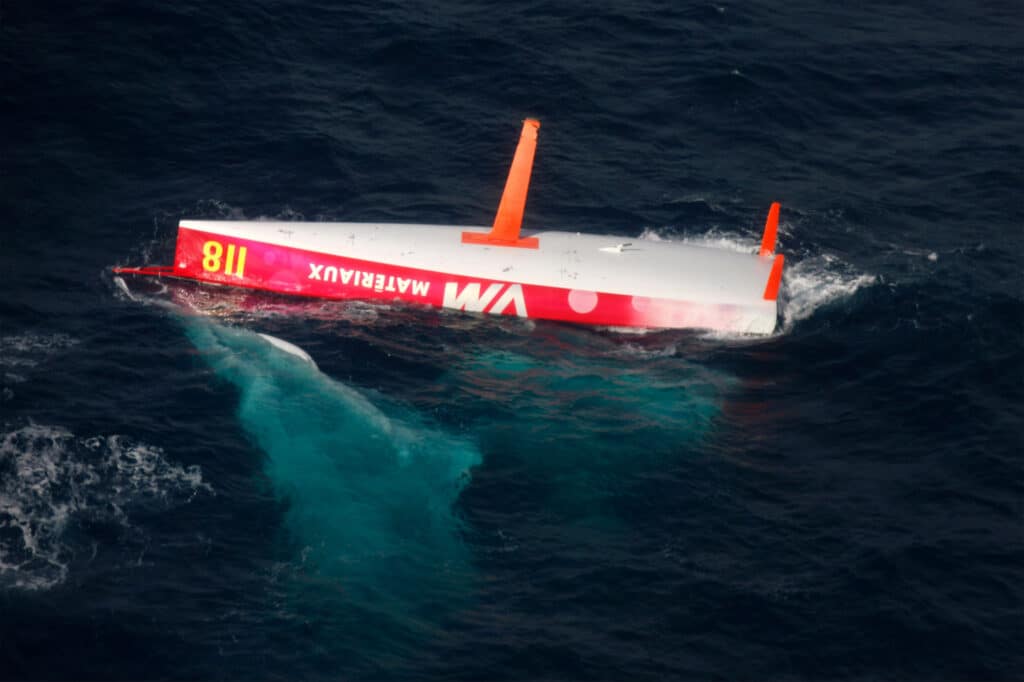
top-left (2, 2), bottom-right (1022, 679)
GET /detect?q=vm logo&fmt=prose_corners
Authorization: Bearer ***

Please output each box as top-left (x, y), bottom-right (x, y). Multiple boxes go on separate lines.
top-left (442, 282), bottom-right (528, 317)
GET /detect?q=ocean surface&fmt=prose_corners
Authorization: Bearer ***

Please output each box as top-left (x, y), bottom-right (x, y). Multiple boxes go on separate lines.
top-left (1, 2), bottom-right (1022, 680)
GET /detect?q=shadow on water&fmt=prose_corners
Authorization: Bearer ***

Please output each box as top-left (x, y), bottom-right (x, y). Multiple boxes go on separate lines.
top-left (446, 338), bottom-right (729, 526)
top-left (178, 314), bottom-right (481, 668)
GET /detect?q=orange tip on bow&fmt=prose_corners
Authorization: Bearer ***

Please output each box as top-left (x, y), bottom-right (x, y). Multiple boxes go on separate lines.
top-left (760, 201), bottom-right (780, 256)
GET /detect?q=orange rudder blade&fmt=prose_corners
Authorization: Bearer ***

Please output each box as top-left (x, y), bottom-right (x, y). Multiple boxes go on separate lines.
top-left (763, 254), bottom-right (785, 300)
top-left (760, 201), bottom-right (780, 256)
top-left (462, 118), bottom-right (541, 249)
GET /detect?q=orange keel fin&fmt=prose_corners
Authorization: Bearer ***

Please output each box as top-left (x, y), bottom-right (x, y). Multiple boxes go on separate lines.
top-left (462, 119), bottom-right (541, 249)
top-left (760, 201), bottom-right (780, 256)
top-left (763, 254), bottom-right (785, 301)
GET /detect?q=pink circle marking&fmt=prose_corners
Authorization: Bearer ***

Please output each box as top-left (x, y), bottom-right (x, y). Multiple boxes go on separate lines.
top-left (568, 289), bottom-right (598, 314)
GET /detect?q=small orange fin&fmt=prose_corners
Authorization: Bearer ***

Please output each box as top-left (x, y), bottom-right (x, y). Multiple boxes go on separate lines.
top-left (763, 254), bottom-right (785, 301)
top-left (462, 119), bottom-right (541, 249)
top-left (760, 201), bottom-right (780, 256)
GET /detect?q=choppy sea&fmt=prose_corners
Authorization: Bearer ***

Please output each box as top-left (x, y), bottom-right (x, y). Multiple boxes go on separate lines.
top-left (2, 2), bottom-right (1022, 680)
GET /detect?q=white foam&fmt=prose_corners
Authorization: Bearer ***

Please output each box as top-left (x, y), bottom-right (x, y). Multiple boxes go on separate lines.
top-left (258, 206), bottom-right (305, 222)
top-left (681, 230), bottom-right (759, 255)
top-left (0, 333), bottom-right (79, 368)
top-left (637, 227), bottom-right (666, 242)
top-left (258, 333), bottom-right (317, 368)
top-left (610, 342), bottom-right (679, 358)
top-left (193, 198), bottom-right (248, 220)
top-left (0, 424), bottom-right (212, 591)
top-left (599, 325), bottom-right (656, 335)
top-left (112, 275), bottom-right (136, 301)
top-left (637, 226), bottom-right (760, 255)
top-left (780, 254), bottom-right (877, 329)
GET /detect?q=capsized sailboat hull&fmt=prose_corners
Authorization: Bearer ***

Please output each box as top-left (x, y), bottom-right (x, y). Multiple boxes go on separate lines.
top-left (113, 119), bottom-right (784, 334)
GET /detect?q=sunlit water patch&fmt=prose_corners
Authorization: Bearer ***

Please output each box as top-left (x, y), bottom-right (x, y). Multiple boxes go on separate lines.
top-left (178, 316), bottom-right (482, 644)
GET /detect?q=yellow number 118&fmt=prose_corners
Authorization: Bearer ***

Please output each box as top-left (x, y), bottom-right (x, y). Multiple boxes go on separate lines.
top-left (202, 240), bottom-right (247, 277)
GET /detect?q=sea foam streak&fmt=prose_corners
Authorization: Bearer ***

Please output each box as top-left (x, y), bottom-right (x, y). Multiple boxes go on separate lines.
top-left (0, 424), bottom-right (210, 590)
top-left (0, 333), bottom-right (79, 366)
